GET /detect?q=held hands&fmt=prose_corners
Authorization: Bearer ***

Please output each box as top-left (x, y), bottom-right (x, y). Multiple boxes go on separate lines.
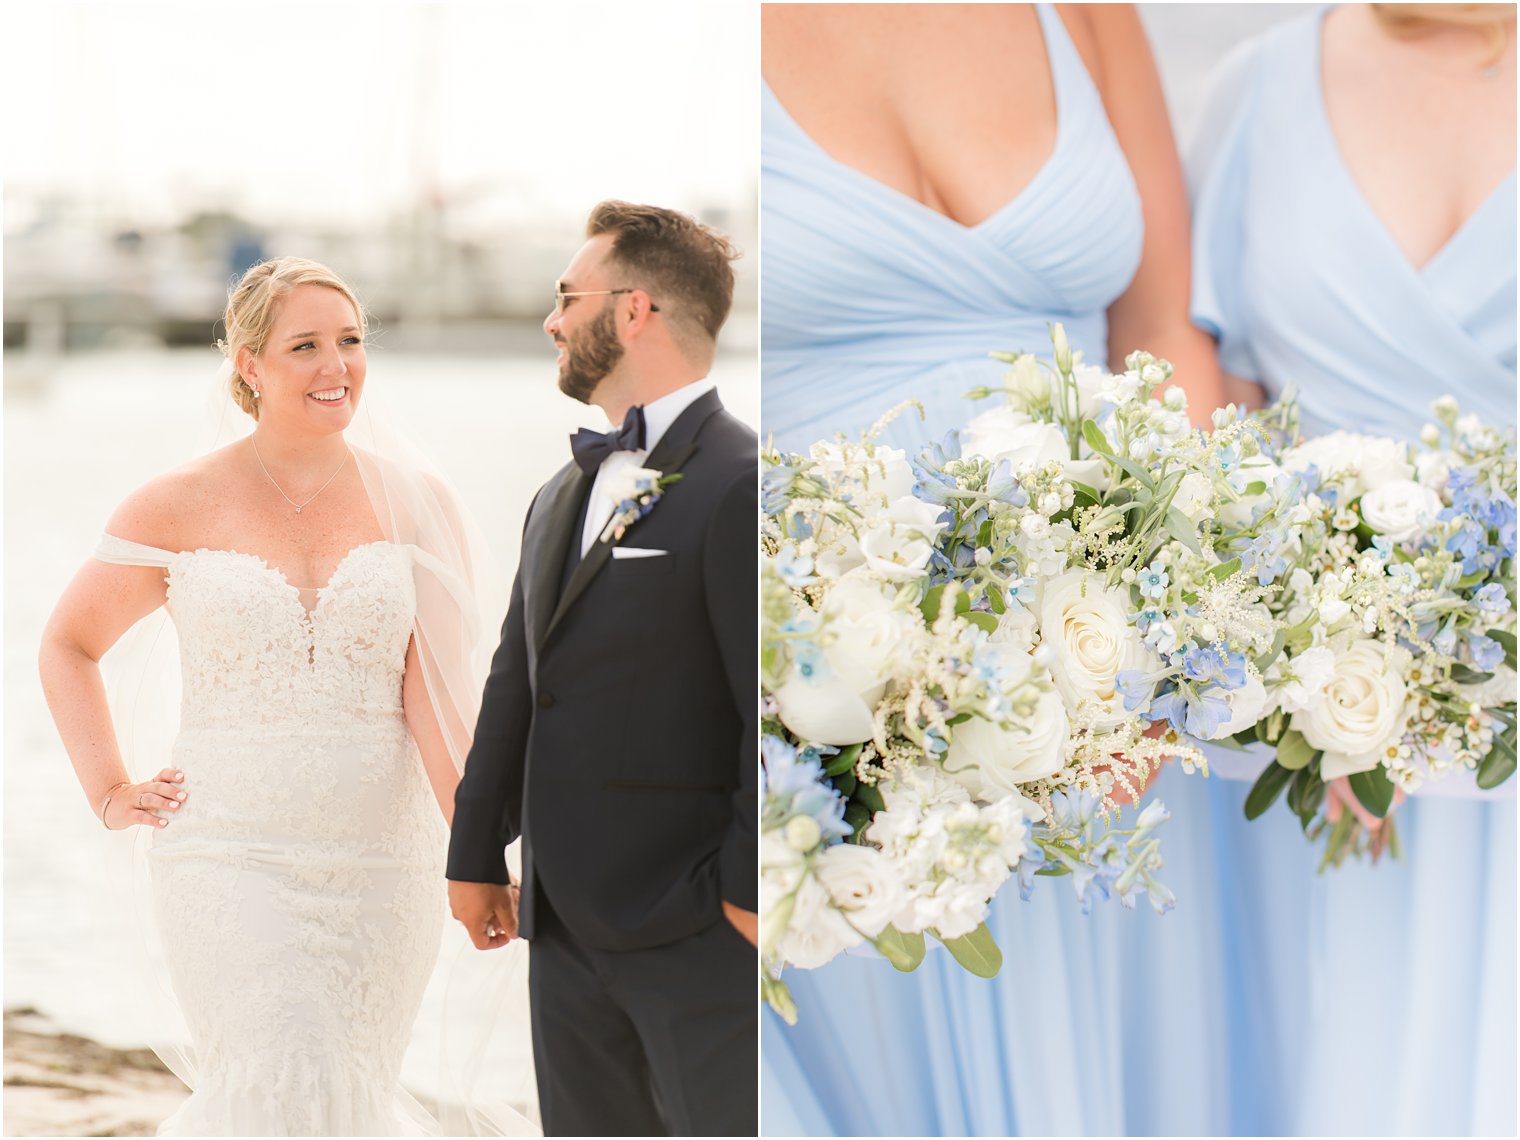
top-left (449, 880), bottom-right (520, 950)
top-left (722, 900), bottom-right (758, 947)
top-left (101, 768), bottom-right (187, 830)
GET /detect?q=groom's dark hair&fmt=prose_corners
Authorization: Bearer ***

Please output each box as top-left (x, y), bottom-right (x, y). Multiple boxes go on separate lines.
top-left (586, 200), bottom-right (739, 349)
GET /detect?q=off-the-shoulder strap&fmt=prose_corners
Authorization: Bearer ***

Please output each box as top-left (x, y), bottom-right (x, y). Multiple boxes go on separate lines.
top-left (93, 533), bottom-right (179, 569)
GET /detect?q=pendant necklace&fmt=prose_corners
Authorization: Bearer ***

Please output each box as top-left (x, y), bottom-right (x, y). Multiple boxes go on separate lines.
top-left (251, 438), bottom-right (350, 514)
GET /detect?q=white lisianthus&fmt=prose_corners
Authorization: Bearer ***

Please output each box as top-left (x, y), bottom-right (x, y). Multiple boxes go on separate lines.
top-left (1359, 478), bottom-right (1444, 543)
top-left (988, 605), bottom-right (1038, 652)
top-left (1037, 570), bottom-right (1150, 729)
top-left (961, 408), bottom-right (1068, 471)
top-left (1063, 456), bottom-right (1111, 493)
top-left (1284, 432), bottom-right (1414, 499)
top-left (600, 465), bottom-right (663, 505)
top-left (775, 874), bottom-right (865, 969)
top-left (1068, 363), bottom-right (1110, 420)
top-left (1272, 645), bottom-right (1336, 713)
top-left (1292, 640), bottom-right (1411, 778)
top-left (858, 497), bottom-right (947, 582)
top-left (943, 686), bottom-right (1069, 794)
top-left (772, 673), bottom-right (876, 746)
top-left (1171, 471), bottom-right (1217, 526)
top-left (1204, 670), bottom-right (1268, 740)
top-left (811, 527), bottom-right (865, 580)
top-left (813, 842), bottom-right (904, 939)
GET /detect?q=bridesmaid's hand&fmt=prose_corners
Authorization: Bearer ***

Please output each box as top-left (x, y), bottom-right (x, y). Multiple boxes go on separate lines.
top-left (103, 767), bottom-right (186, 830)
top-left (1099, 723), bottom-right (1170, 808)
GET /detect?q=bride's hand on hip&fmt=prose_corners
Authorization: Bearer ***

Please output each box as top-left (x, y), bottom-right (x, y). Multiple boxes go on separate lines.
top-left (103, 767), bottom-right (187, 830)
top-left (448, 880), bottom-right (519, 950)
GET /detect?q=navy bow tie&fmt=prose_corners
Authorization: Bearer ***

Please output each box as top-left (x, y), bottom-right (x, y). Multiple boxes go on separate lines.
top-left (569, 404), bottom-right (646, 475)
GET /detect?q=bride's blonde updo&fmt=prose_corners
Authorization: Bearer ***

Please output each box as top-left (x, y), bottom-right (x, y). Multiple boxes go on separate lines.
top-left (220, 257), bottom-right (368, 420)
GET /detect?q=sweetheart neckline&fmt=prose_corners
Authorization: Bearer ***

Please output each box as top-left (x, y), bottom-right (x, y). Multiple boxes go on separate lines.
top-left (170, 541), bottom-right (399, 617)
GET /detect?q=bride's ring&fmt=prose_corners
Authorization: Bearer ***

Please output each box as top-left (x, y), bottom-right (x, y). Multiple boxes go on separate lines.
top-left (136, 793), bottom-right (146, 809)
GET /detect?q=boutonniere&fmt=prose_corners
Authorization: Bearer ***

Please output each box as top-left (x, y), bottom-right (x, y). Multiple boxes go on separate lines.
top-left (600, 467), bottom-right (684, 544)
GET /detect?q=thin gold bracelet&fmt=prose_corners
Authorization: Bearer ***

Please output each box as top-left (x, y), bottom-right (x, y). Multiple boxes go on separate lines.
top-left (98, 780), bottom-right (133, 829)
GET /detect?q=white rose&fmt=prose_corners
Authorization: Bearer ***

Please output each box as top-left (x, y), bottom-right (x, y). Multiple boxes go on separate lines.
top-left (1359, 479), bottom-right (1444, 543)
top-left (961, 408), bottom-right (1068, 471)
top-left (1293, 640), bottom-right (1410, 778)
top-left (1284, 432), bottom-right (1413, 500)
top-left (858, 496), bottom-right (947, 582)
top-left (1414, 450), bottom-right (1454, 492)
top-left (1171, 471), bottom-right (1217, 526)
top-left (819, 574), bottom-right (916, 693)
top-left (1037, 570), bottom-right (1150, 730)
top-left (944, 686), bottom-right (1069, 795)
top-left (812, 842), bottom-right (905, 939)
top-left (775, 874), bottom-right (864, 969)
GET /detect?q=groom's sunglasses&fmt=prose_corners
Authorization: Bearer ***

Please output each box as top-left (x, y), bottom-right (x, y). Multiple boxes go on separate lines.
top-left (554, 288), bottom-right (660, 315)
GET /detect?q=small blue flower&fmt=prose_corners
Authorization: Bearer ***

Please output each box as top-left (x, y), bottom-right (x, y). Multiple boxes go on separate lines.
top-left (1006, 575), bottom-right (1037, 611)
top-left (1475, 582), bottom-right (1511, 617)
top-left (1137, 567), bottom-right (1170, 600)
top-left (793, 644), bottom-right (831, 683)
top-left (1467, 632), bottom-right (1505, 673)
top-left (774, 547), bottom-right (816, 588)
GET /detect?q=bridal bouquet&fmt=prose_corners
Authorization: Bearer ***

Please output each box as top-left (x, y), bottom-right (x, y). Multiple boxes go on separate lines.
top-left (761, 326), bottom-right (1291, 1021)
top-left (1228, 397), bottom-right (1517, 866)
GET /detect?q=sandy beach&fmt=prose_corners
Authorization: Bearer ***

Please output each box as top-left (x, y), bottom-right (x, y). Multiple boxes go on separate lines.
top-left (3, 1008), bottom-right (188, 1137)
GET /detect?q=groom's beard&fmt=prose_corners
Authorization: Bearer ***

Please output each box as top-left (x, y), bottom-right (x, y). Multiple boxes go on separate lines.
top-left (556, 304), bottom-right (625, 405)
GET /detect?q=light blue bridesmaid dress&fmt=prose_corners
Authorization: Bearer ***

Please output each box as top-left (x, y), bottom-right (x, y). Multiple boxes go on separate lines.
top-left (1189, 8), bottom-right (1517, 1136)
top-left (762, 7), bottom-right (1252, 1135)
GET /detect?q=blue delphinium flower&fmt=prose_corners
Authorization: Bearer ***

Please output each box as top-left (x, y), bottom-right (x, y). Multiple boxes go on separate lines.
top-left (774, 547), bottom-right (816, 589)
top-left (1467, 632), bottom-right (1505, 673)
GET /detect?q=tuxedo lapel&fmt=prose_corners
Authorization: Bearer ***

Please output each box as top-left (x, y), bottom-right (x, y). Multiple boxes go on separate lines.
top-left (529, 465), bottom-right (592, 652)
top-left (544, 388), bottom-right (722, 640)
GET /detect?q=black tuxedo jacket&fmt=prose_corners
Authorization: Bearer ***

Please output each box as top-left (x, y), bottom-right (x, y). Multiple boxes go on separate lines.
top-left (447, 388), bottom-right (757, 952)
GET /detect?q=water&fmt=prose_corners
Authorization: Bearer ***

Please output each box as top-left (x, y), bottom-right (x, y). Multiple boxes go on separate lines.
top-left (2, 346), bottom-right (757, 1105)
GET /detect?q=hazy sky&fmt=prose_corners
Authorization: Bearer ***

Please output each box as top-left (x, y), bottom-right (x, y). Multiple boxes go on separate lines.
top-left (2, 2), bottom-right (757, 230)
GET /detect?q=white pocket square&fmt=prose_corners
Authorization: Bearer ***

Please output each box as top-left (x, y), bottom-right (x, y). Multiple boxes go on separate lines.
top-left (611, 547), bottom-right (668, 559)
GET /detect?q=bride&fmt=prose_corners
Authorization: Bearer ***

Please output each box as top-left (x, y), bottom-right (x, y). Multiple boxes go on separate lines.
top-left (37, 257), bottom-right (518, 1135)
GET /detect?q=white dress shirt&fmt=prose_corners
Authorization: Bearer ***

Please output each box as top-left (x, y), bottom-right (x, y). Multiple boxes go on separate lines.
top-left (580, 378), bottom-right (715, 556)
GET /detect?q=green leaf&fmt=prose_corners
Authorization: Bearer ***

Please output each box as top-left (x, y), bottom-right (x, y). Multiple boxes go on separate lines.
top-left (1477, 723), bottom-right (1517, 790)
top-left (873, 926), bottom-right (926, 973)
top-left (1112, 454), bottom-right (1159, 492)
top-left (935, 922), bottom-right (1003, 978)
top-left (1276, 728), bottom-right (1319, 771)
top-left (919, 584), bottom-right (947, 625)
top-left (1244, 760), bottom-right (1295, 820)
top-left (1068, 480), bottom-right (1103, 507)
top-left (831, 771), bottom-right (857, 797)
top-left (1347, 768), bottom-right (1395, 819)
top-left (1451, 665), bottom-right (1495, 685)
top-left (1243, 481), bottom-right (1267, 496)
top-left (1164, 508), bottom-right (1204, 555)
top-left (1455, 570), bottom-right (1489, 590)
top-left (843, 800), bottom-right (870, 836)
top-left (821, 743), bottom-right (862, 777)
top-left (1209, 557), bottom-right (1243, 581)
top-left (854, 783), bottom-right (886, 814)
top-left (1081, 419), bottom-right (1115, 457)
top-left (1490, 628), bottom-right (1518, 672)
top-left (1034, 864), bottom-right (1072, 877)
top-left (986, 585), bottom-right (1007, 615)
top-left (965, 611), bottom-right (998, 634)
top-left (1255, 629), bottom-right (1287, 673)
top-left (1287, 765), bottom-right (1325, 832)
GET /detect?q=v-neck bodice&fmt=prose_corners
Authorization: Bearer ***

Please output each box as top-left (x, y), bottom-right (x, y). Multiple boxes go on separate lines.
top-left (1190, 7), bottom-right (1517, 441)
top-left (761, 3), bottom-right (1143, 453)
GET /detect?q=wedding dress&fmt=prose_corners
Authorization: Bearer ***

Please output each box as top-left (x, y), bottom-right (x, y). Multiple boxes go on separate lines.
top-left (96, 534), bottom-right (447, 1137)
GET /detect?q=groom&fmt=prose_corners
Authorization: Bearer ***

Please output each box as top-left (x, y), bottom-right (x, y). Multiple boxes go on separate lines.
top-left (447, 201), bottom-right (757, 1137)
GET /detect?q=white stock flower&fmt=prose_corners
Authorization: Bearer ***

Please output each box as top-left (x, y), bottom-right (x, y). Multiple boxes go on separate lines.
top-left (858, 497), bottom-right (947, 582)
top-left (944, 685), bottom-right (1069, 794)
top-left (1292, 639), bottom-right (1410, 778)
top-left (1037, 570), bottom-right (1149, 730)
top-left (961, 407), bottom-right (1068, 471)
top-left (1359, 478), bottom-right (1444, 543)
top-left (813, 842), bottom-right (905, 939)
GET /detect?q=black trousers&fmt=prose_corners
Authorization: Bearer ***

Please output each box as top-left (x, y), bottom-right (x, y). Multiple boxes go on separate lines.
top-left (528, 897), bottom-right (757, 1136)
